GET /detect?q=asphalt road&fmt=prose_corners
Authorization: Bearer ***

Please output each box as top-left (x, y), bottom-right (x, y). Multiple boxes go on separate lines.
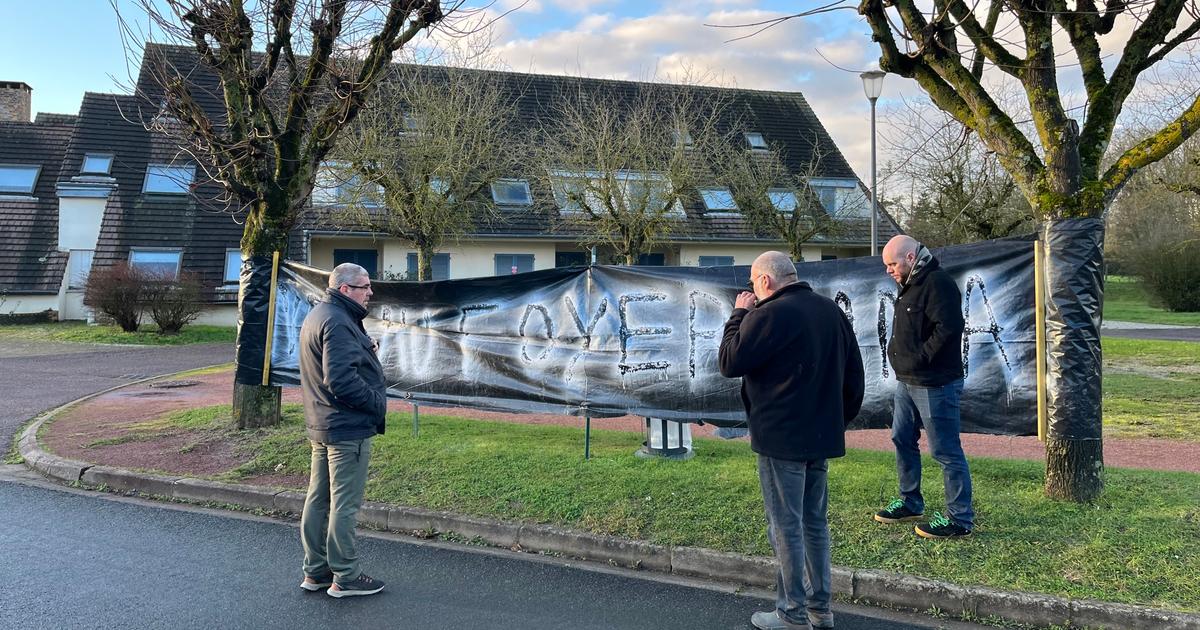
top-left (0, 469), bottom-right (986, 630)
top-left (0, 339), bottom-right (233, 454)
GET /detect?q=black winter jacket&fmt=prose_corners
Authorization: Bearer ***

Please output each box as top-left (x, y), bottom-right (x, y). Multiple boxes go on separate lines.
top-left (299, 289), bottom-right (387, 443)
top-left (718, 282), bottom-right (865, 462)
top-left (887, 257), bottom-right (965, 387)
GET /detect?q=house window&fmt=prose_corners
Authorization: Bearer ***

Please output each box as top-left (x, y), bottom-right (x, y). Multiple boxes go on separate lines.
top-left (673, 128), bottom-right (693, 148)
top-left (637, 253), bottom-right (665, 266)
top-left (769, 189), bottom-right (798, 213)
top-left (67, 249), bottom-right (94, 289)
top-left (223, 249), bottom-right (244, 284)
top-left (551, 170), bottom-right (682, 217)
top-left (699, 187), bottom-right (737, 212)
top-left (494, 254), bottom-right (534, 276)
top-left (744, 132), bottom-right (768, 150)
top-left (556, 252), bottom-right (588, 267)
top-left (0, 164), bottom-right (40, 195)
top-left (407, 253), bottom-right (450, 281)
top-left (312, 162), bottom-right (382, 206)
top-left (490, 179), bottom-right (531, 206)
top-left (130, 249), bottom-right (182, 279)
top-left (142, 164), bottom-right (194, 194)
top-left (81, 153), bottom-right (114, 175)
top-left (401, 112), bottom-right (422, 133)
top-left (698, 256), bottom-right (734, 267)
top-left (822, 254), bottom-right (838, 261)
top-left (814, 186), bottom-right (838, 213)
top-left (333, 249), bottom-right (379, 279)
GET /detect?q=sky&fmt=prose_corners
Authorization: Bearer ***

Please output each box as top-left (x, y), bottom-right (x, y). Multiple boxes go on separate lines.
top-left (0, 1), bottom-right (909, 180)
top-left (1, 1), bottom-right (1180, 188)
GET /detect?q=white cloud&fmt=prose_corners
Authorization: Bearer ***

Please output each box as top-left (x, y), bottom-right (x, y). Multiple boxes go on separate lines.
top-left (491, 8), bottom-right (902, 178)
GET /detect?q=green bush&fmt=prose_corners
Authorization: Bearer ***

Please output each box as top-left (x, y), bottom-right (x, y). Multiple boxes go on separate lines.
top-left (1137, 239), bottom-right (1200, 312)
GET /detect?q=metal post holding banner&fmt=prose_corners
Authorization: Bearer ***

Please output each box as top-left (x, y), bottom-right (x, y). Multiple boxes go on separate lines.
top-left (412, 401), bottom-right (420, 437)
top-left (1034, 240), bottom-right (1048, 442)
top-left (584, 415), bottom-right (591, 460)
top-left (260, 251), bottom-right (281, 387)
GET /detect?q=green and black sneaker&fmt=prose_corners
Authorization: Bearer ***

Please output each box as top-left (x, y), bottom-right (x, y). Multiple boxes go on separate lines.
top-left (915, 513), bottom-right (972, 539)
top-left (874, 498), bottom-right (923, 524)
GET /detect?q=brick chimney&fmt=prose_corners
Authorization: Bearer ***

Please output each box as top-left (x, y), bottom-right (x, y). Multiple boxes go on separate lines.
top-left (0, 81), bottom-right (33, 122)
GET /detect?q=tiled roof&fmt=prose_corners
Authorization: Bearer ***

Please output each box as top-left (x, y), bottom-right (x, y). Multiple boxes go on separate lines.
top-left (0, 115), bottom-right (75, 294)
top-left (2, 44), bottom-right (900, 300)
top-left (64, 92), bottom-right (247, 292)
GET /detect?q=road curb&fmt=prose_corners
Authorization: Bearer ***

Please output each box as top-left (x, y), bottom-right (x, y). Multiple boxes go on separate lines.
top-left (18, 416), bottom-right (1200, 630)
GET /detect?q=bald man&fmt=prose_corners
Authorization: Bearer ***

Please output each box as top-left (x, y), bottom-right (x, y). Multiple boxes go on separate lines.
top-left (875, 235), bottom-right (973, 539)
top-left (719, 251), bottom-right (864, 630)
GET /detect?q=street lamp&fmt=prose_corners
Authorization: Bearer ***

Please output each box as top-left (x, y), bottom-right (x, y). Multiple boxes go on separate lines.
top-left (860, 70), bottom-right (886, 256)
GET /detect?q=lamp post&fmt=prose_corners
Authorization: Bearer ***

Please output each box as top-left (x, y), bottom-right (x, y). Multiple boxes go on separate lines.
top-left (860, 70), bottom-right (885, 256)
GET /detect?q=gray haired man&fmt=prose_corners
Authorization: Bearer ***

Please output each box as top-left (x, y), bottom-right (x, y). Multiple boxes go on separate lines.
top-left (298, 262), bottom-right (388, 597)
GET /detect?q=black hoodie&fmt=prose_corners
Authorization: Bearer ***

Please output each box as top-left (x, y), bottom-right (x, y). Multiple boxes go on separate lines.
top-left (887, 256), bottom-right (965, 387)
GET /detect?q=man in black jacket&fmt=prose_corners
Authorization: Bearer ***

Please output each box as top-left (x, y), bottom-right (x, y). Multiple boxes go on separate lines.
top-left (874, 235), bottom-right (974, 539)
top-left (720, 251), bottom-right (865, 630)
top-left (298, 263), bottom-right (388, 598)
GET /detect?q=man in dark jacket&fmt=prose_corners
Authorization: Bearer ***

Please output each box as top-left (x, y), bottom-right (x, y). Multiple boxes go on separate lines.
top-left (298, 263), bottom-right (388, 598)
top-left (719, 251), bottom-right (865, 630)
top-left (874, 235), bottom-right (974, 539)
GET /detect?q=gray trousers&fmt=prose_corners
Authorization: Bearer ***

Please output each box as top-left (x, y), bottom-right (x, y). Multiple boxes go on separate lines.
top-left (758, 455), bottom-right (832, 627)
top-left (301, 438), bottom-right (371, 583)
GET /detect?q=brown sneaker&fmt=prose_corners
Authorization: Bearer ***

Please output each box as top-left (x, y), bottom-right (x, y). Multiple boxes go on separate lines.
top-left (300, 573), bottom-right (333, 592)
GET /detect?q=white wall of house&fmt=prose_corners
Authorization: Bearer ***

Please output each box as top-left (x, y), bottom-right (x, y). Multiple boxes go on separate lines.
top-left (0, 294), bottom-right (58, 315)
top-left (383, 240), bottom-right (558, 279)
top-left (193, 304), bottom-right (239, 327)
top-left (57, 197), bottom-right (106, 250)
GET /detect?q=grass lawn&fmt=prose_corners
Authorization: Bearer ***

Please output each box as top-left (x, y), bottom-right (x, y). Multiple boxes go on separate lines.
top-left (1104, 276), bottom-right (1200, 326)
top-left (1103, 338), bottom-right (1200, 441)
top-left (0, 321), bottom-right (235, 345)
top-left (107, 403), bottom-right (1200, 612)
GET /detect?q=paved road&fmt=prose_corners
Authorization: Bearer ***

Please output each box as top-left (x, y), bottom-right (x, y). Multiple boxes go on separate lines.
top-left (0, 469), bottom-right (986, 630)
top-left (0, 339), bottom-right (233, 453)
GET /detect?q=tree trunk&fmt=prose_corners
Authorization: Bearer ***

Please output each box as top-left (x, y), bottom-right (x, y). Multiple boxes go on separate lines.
top-left (417, 245), bottom-right (434, 281)
top-left (1044, 437), bottom-right (1103, 500)
top-left (232, 252), bottom-right (283, 428)
top-left (1041, 218), bottom-right (1105, 501)
top-left (232, 381), bottom-right (282, 429)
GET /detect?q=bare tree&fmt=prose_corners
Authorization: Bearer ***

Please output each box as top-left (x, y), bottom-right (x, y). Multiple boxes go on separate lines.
top-left (326, 64), bottom-right (524, 280)
top-left (720, 138), bottom-right (866, 260)
top-left (881, 98), bottom-right (1033, 246)
top-left (537, 81), bottom-right (730, 265)
top-left (717, 0), bottom-right (1200, 501)
top-left (116, 0), bottom-right (471, 428)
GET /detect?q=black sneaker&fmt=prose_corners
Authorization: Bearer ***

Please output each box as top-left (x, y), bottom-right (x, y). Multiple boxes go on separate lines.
top-left (915, 513), bottom-right (972, 539)
top-left (327, 573), bottom-right (386, 598)
top-left (874, 498), bottom-right (923, 524)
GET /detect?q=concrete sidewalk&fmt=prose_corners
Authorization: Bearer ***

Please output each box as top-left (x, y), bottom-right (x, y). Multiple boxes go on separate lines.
top-left (15, 371), bottom-right (1200, 630)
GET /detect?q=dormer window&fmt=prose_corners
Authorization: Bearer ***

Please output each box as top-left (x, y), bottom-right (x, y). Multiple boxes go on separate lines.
top-left (699, 187), bottom-right (737, 212)
top-left (673, 128), bottom-right (693, 148)
top-left (81, 153), bottom-right (114, 175)
top-left (744, 132), bottom-right (768, 151)
top-left (769, 189), bottom-right (798, 212)
top-left (143, 164), bottom-right (194, 194)
top-left (490, 179), bottom-right (532, 206)
top-left (0, 164), bottom-right (40, 195)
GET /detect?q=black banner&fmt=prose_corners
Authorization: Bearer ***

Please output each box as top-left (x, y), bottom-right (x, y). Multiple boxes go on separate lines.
top-left (248, 238), bottom-right (1037, 435)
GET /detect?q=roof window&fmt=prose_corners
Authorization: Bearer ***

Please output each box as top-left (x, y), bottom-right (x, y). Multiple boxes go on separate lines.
top-left (143, 164), bottom-right (194, 194)
top-left (744, 132), bottom-right (768, 150)
top-left (0, 164), bottom-right (40, 195)
top-left (81, 153), bottom-right (114, 175)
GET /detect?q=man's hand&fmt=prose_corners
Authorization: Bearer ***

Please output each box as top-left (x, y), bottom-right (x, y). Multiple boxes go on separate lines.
top-left (735, 291), bottom-right (757, 310)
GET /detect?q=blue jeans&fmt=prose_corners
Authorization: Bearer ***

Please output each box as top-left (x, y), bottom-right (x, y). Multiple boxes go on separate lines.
top-left (758, 455), bottom-right (831, 626)
top-left (892, 379), bottom-right (973, 528)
